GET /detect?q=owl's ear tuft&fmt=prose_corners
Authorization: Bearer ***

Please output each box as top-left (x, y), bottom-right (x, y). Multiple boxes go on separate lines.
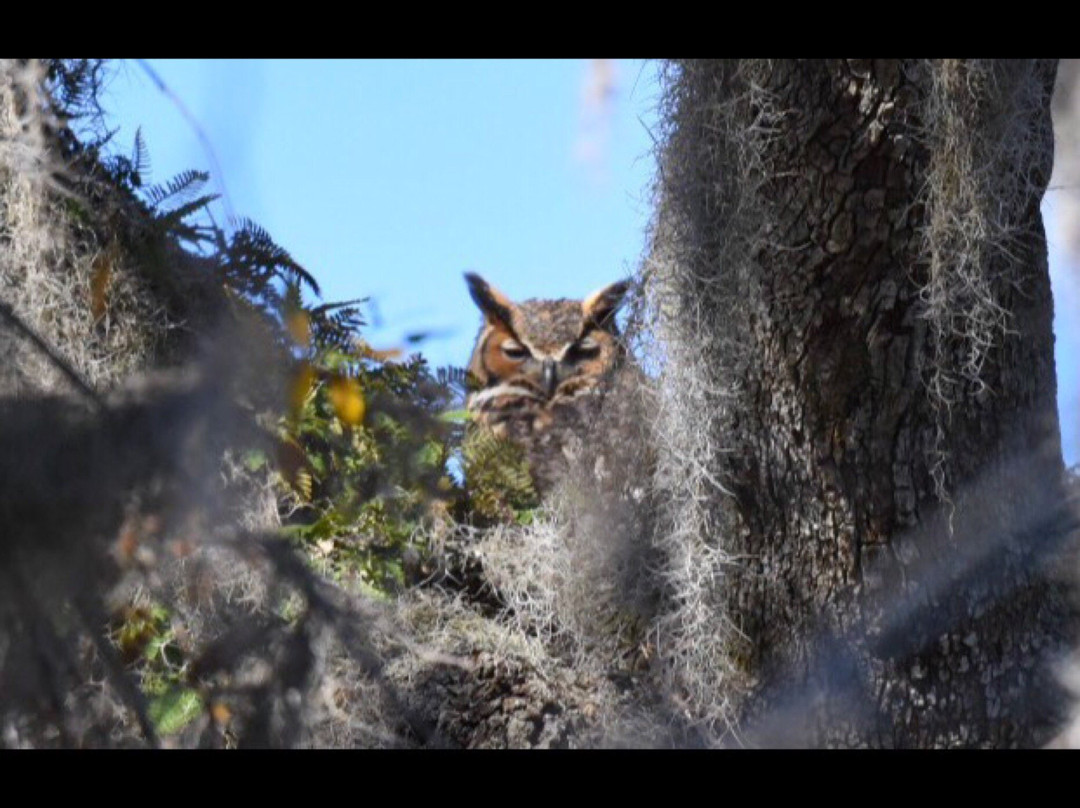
top-left (582, 280), bottom-right (631, 328)
top-left (465, 272), bottom-right (516, 329)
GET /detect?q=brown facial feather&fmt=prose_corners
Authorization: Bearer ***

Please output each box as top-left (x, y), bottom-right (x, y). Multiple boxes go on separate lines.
top-left (470, 322), bottom-right (532, 389)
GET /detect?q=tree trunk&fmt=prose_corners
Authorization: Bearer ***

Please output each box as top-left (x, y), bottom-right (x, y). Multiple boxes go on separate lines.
top-left (649, 59), bottom-right (1075, 747)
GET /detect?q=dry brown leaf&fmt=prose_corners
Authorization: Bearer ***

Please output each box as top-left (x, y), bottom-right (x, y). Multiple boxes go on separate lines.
top-left (288, 363), bottom-right (316, 418)
top-left (286, 309), bottom-right (311, 348)
top-left (90, 250), bottom-right (113, 324)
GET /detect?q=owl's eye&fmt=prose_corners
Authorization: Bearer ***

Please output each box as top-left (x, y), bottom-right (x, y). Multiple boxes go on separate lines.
top-left (501, 340), bottom-right (529, 360)
top-left (565, 337), bottom-right (601, 362)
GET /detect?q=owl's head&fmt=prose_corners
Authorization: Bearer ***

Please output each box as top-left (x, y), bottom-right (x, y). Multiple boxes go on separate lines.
top-left (465, 272), bottom-right (630, 406)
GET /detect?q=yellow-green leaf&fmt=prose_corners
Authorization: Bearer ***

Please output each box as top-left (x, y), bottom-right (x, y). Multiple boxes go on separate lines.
top-left (328, 373), bottom-right (365, 426)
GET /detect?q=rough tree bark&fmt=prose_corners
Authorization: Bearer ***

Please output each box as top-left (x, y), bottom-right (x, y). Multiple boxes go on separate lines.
top-left (650, 59), bottom-right (1075, 747)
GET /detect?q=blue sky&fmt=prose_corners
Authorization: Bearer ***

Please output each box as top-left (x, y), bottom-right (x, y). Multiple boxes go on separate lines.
top-left (1047, 200), bottom-right (1080, 465)
top-left (102, 59), bottom-right (660, 370)
top-left (100, 59), bottom-right (1078, 465)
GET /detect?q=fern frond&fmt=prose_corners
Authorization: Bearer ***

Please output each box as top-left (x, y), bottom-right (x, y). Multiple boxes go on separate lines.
top-left (143, 169), bottom-right (210, 210)
top-left (308, 302), bottom-right (367, 352)
top-left (131, 127), bottom-right (151, 184)
top-left (462, 425), bottom-right (538, 521)
top-left (155, 194), bottom-right (220, 230)
top-left (228, 217), bottom-right (321, 297)
top-left (44, 59), bottom-right (108, 122)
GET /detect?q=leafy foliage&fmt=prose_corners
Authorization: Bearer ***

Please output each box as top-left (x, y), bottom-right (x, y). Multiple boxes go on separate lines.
top-left (9, 60), bottom-right (593, 749)
top-left (43, 59), bottom-right (109, 136)
top-left (111, 602), bottom-right (201, 737)
top-left (65, 90), bottom-right (524, 600)
top-left (461, 426), bottom-right (539, 524)
top-left (275, 343), bottom-right (465, 596)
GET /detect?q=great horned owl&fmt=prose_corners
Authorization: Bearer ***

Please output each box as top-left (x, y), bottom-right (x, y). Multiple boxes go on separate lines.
top-left (463, 272), bottom-right (633, 496)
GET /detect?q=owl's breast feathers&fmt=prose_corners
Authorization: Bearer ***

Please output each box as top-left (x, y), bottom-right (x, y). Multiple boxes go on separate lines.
top-left (467, 377), bottom-right (602, 439)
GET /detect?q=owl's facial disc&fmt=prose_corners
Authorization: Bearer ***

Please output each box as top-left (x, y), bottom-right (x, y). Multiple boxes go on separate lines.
top-left (499, 337), bottom-right (604, 401)
top-left (465, 274), bottom-right (629, 409)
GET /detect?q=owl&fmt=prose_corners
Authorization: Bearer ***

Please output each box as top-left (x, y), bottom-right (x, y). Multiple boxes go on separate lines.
top-left (463, 272), bottom-right (633, 497)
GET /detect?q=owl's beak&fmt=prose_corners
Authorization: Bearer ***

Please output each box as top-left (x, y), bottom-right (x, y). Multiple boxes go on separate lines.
top-left (542, 359), bottom-right (558, 399)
